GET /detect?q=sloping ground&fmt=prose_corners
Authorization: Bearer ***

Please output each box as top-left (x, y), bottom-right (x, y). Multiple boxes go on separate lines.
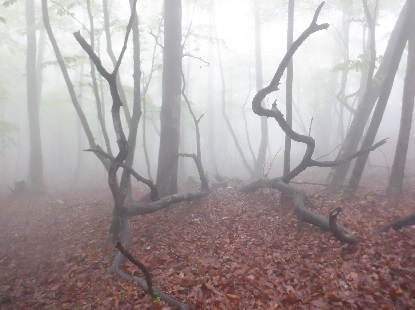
top-left (0, 183), bottom-right (414, 309)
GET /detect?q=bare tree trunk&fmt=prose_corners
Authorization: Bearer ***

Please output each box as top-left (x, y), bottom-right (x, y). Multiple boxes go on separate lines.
top-left (345, 0), bottom-right (415, 197)
top-left (119, 0), bottom-right (142, 204)
top-left (26, 0), bottom-right (45, 192)
top-left (335, 1), bottom-right (352, 144)
top-left (141, 19), bottom-right (163, 183)
top-left (102, 0), bottom-right (132, 127)
top-left (207, 0), bottom-right (217, 176)
top-left (87, 0), bottom-right (112, 156)
top-left (327, 1), bottom-right (407, 191)
top-left (41, 0), bottom-right (109, 170)
top-left (283, 0), bottom-right (294, 177)
top-left (386, 24), bottom-right (415, 195)
top-left (253, 0), bottom-right (268, 179)
top-left (156, 0), bottom-right (182, 196)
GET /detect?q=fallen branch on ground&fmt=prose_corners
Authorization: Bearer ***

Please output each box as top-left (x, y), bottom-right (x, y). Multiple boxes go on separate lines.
top-left (115, 242), bottom-right (154, 296)
top-left (379, 212), bottom-right (415, 232)
top-left (329, 207), bottom-right (359, 245)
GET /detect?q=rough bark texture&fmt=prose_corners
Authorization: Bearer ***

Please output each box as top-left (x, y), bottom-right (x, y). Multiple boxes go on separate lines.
top-left (386, 25), bottom-right (415, 195)
top-left (156, 0), bottom-right (182, 197)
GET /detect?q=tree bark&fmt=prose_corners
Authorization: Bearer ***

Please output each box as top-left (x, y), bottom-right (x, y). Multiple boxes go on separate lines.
top-left (119, 0), bottom-right (142, 203)
top-left (86, 0), bottom-right (112, 157)
top-left (156, 0), bottom-right (182, 197)
top-left (386, 24), bottom-right (415, 195)
top-left (102, 0), bottom-right (132, 127)
top-left (283, 0), bottom-right (294, 177)
top-left (207, 1), bottom-right (217, 176)
top-left (326, 1), bottom-right (408, 190)
top-left (253, 0), bottom-right (268, 179)
top-left (41, 0), bottom-right (110, 170)
top-left (345, 0), bottom-right (415, 197)
top-left (379, 212), bottom-right (415, 232)
top-left (26, 0), bottom-right (45, 192)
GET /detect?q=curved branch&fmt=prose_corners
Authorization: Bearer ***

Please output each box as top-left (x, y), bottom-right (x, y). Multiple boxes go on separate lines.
top-left (84, 147), bottom-right (160, 201)
top-left (329, 207), bottom-right (359, 245)
top-left (115, 242), bottom-right (154, 296)
top-left (179, 152), bottom-right (209, 192)
top-left (251, 2), bottom-right (329, 182)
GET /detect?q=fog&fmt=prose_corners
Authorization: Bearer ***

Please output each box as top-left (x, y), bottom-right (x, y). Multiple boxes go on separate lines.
top-left (0, 0), bottom-right (413, 194)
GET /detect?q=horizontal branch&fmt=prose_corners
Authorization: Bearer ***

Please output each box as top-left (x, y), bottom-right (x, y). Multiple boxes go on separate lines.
top-left (239, 178), bottom-right (349, 232)
top-left (310, 138), bottom-right (388, 167)
top-left (379, 212), bottom-right (415, 232)
top-left (127, 189), bottom-right (208, 216)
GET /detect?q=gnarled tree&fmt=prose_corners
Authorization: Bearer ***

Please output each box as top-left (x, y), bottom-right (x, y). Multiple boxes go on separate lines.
top-left (242, 1), bottom-right (386, 240)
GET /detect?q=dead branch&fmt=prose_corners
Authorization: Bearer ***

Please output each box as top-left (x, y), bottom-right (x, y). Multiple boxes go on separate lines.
top-left (379, 212), bottom-right (415, 232)
top-left (243, 2), bottom-right (387, 236)
top-left (179, 153), bottom-right (209, 192)
top-left (84, 146), bottom-right (159, 201)
top-left (329, 207), bottom-right (359, 245)
top-left (127, 189), bottom-right (208, 216)
top-left (116, 268), bottom-right (189, 310)
top-left (180, 59), bottom-right (209, 193)
top-left (115, 242), bottom-right (154, 296)
top-left (239, 178), bottom-right (347, 232)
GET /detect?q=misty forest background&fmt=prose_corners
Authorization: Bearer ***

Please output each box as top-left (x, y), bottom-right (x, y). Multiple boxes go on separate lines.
top-left (1, 0), bottom-right (413, 194)
top-left (1, 0), bottom-right (415, 308)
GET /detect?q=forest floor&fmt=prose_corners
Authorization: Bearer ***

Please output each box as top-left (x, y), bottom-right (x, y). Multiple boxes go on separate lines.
top-left (0, 180), bottom-right (414, 309)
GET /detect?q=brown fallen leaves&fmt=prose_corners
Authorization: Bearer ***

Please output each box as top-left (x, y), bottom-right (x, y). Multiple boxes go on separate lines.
top-left (0, 182), bottom-right (414, 309)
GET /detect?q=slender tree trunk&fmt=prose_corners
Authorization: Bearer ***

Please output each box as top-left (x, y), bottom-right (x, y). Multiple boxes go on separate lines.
top-left (207, 0), bottom-right (217, 176)
top-left (36, 28), bottom-right (45, 108)
top-left (283, 0), bottom-right (294, 177)
top-left (87, 0), bottom-right (112, 156)
top-left (215, 27), bottom-right (254, 177)
top-left (345, 0), bottom-right (415, 197)
top-left (386, 29), bottom-right (415, 195)
top-left (102, 0), bottom-right (132, 127)
top-left (141, 19), bottom-right (162, 183)
top-left (119, 0), bottom-right (142, 204)
top-left (26, 0), bottom-right (45, 192)
top-left (335, 2), bottom-right (351, 144)
top-left (327, 0), bottom-right (407, 191)
top-left (253, 0), bottom-right (268, 178)
top-left (156, 0), bottom-right (182, 196)
top-left (42, 0), bottom-right (109, 170)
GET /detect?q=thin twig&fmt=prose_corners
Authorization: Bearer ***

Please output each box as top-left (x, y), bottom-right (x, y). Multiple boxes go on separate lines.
top-left (50, 0), bottom-right (89, 33)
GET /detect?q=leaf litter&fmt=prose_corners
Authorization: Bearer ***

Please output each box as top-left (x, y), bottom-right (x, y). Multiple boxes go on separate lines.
top-left (0, 183), bottom-right (414, 309)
